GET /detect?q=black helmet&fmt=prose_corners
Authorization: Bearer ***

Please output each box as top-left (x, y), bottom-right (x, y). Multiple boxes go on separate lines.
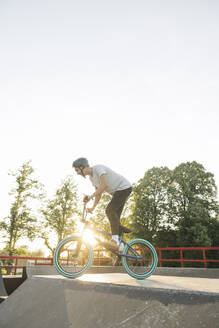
top-left (72, 157), bottom-right (89, 168)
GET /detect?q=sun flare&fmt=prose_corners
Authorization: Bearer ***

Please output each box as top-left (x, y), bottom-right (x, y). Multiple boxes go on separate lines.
top-left (82, 229), bottom-right (97, 246)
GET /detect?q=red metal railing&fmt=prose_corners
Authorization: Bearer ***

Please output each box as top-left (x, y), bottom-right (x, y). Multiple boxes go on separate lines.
top-left (0, 255), bottom-right (53, 275)
top-left (0, 247), bottom-right (219, 274)
top-left (157, 247), bottom-right (219, 268)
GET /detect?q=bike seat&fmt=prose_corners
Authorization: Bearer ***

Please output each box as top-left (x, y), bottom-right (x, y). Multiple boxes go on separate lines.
top-left (119, 225), bottom-right (132, 234)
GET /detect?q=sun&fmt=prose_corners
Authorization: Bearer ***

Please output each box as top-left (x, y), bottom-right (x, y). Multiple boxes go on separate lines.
top-left (82, 229), bottom-right (98, 246)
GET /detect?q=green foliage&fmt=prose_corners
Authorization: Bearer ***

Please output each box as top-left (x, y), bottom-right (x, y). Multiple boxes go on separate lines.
top-left (4, 245), bottom-right (45, 257)
top-left (40, 175), bottom-right (79, 253)
top-left (130, 167), bottom-right (173, 243)
top-left (206, 217), bottom-right (219, 247)
top-left (154, 228), bottom-right (178, 247)
top-left (130, 161), bottom-right (219, 248)
top-left (172, 162), bottom-right (219, 246)
top-left (0, 161), bottom-right (44, 256)
top-left (29, 248), bottom-right (45, 257)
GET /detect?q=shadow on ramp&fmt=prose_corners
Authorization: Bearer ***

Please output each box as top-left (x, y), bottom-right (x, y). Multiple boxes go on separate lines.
top-left (0, 267), bottom-right (219, 328)
top-left (0, 268), bottom-right (7, 302)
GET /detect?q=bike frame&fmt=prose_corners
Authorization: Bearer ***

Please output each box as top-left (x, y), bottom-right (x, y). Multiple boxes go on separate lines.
top-left (79, 206), bottom-right (143, 260)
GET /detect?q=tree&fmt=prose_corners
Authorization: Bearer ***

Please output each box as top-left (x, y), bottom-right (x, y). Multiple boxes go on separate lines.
top-left (0, 161), bottom-right (43, 256)
top-left (40, 176), bottom-right (79, 254)
top-left (130, 161), bottom-right (219, 248)
top-left (172, 161), bottom-right (219, 246)
top-left (208, 216), bottom-right (219, 247)
top-left (130, 167), bottom-right (173, 243)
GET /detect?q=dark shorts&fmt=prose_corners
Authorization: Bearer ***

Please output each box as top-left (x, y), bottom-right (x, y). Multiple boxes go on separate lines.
top-left (105, 187), bottom-right (132, 235)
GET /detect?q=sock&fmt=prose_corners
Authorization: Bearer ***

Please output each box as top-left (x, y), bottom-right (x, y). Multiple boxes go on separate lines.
top-left (119, 243), bottom-right (124, 252)
top-left (112, 235), bottom-right (119, 245)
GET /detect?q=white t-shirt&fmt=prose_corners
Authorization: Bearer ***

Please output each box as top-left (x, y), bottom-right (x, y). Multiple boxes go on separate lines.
top-left (90, 165), bottom-right (131, 195)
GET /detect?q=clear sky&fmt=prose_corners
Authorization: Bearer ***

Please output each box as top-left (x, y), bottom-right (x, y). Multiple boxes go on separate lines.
top-left (1, 0), bottom-right (219, 232)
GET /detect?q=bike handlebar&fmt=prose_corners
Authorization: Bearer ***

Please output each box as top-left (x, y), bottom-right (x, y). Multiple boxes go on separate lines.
top-left (83, 195), bottom-right (90, 203)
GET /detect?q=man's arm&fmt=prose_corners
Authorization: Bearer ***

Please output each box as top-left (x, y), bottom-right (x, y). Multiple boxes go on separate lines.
top-left (90, 193), bottom-right (102, 212)
top-left (87, 174), bottom-right (108, 212)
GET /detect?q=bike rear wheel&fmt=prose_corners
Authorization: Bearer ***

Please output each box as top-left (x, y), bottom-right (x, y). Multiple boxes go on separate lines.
top-left (54, 235), bottom-right (94, 278)
top-left (122, 238), bottom-right (158, 280)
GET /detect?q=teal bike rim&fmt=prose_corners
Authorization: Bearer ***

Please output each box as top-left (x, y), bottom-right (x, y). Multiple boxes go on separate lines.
top-left (54, 236), bottom-right (94, 279)
top-left (122, 238), bottom-right (158, 280)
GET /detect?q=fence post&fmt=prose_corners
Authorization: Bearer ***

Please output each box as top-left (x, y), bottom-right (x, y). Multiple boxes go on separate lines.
top-left (159, 249), bottom-right (162, 267)
top-left (15, 257), bottom-right (18, 275)
top-left (52, 249), bottom-right (55, 265)
top-left (98, 250), bottom-right (101, 266)
top-left (140, 249), bottom-right (143, 266)
top-left (203, 248), bottom-right (207, 268)
top-left (180, 249), bottom-right (184, 267)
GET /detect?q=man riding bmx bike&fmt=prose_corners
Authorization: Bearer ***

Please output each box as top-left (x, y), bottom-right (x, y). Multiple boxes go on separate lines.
top-left (72, 157), bottom-right (132, 252)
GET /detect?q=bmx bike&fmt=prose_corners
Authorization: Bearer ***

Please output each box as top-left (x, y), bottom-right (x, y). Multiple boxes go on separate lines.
top-left (54, 204), bottom-right (158, 280)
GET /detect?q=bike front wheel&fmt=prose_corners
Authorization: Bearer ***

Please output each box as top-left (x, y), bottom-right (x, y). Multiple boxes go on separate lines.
top-left (122, 238), bottom-right (158, 280)
top-left (54, 235), bottom-right (94, 279)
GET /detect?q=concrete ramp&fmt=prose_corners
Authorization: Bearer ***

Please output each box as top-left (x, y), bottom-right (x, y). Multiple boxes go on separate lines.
top-left (0, 268), bottom-right (7, 299)
top-left (26, 265), bottom-right (58, 278)
top-left (0, 267), bottom-right (219, 328)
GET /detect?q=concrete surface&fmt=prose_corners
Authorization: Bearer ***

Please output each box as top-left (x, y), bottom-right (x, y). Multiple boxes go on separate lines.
top-left (0, 266), bottom-right (219, 328)
top-left (90, 265), bottom-right (219, 279)
top-left (90, 266), bottom-right (219, 278)
top-left (79, 273), bottom-right (219, 294)
top-left (24, 264), bottom-right (219, 278)
top-left (154, 267), bottom-right (219, 279)
top-left (25, 266), bottom-right (219, 294)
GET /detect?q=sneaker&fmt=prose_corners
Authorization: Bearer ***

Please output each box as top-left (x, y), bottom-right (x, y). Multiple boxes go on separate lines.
top-left (119, 243), bottom-right (124, 252)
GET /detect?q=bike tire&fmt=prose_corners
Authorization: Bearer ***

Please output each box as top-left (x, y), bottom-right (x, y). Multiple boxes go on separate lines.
top-left (122, 238), bottom-right (158, 280)
top-left (54, 235), bottom-right (94, 279)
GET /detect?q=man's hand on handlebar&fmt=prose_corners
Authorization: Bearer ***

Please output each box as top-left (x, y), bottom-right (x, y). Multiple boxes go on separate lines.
top-left (83, 195), bottom-right (94, 213)
top-left (83, 195), bottom-right (91, 203)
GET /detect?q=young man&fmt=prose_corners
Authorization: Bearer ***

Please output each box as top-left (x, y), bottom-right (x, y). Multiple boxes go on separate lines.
top-left (72, 157), bottom-right (132, 252)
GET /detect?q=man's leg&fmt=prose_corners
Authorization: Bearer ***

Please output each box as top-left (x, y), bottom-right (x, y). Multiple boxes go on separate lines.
top-left (106, 187), bottom-right (132, 236)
